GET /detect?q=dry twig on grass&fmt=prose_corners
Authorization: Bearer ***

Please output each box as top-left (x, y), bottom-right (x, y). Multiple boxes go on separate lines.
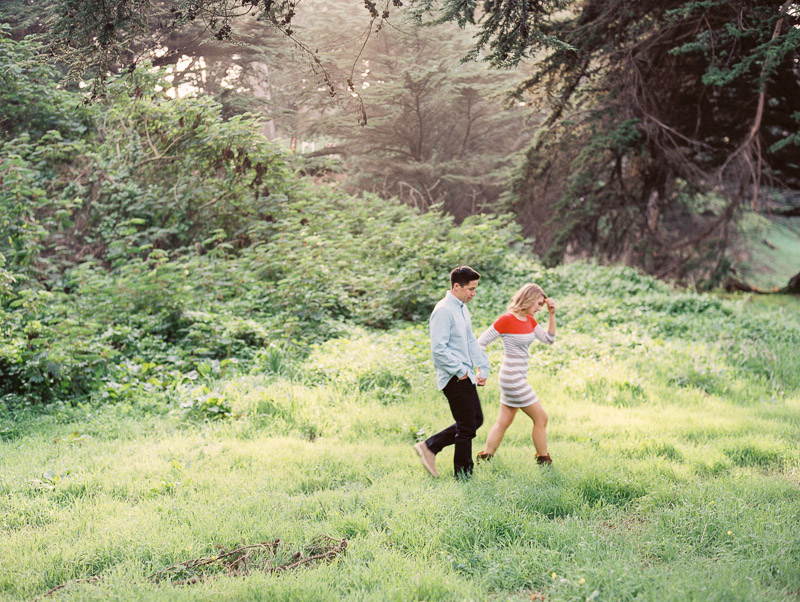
top-left (39, 576), bottom-right (102, 599)
top-left (148, 535), bottom-right (348, 585)
top-left (38, 536), bottom-right (347, 598)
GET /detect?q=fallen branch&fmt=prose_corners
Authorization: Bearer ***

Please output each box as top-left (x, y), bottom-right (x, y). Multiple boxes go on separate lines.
top-left (723, 277), bottom-right (778, 294)
top-left (723, 270), bottom-right (800, 295)
top-left (302, 146), bottom-right (347, 159)
top-left (148, 535), bottom-right (347, 585)
top-left (39, 576), bottom-right (102, 599)
top-left (37, 536), bottom-right (347, 598)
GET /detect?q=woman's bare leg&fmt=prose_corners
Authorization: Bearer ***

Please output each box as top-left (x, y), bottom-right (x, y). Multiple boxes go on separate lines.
top-left (520, 402), bottom-right (548, 456)
top-left (483, 404), bottom-right (518, 455)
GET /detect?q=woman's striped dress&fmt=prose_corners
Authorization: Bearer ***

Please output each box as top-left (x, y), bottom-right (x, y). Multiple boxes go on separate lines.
top-left (477, 313), bottom-right (555, 408)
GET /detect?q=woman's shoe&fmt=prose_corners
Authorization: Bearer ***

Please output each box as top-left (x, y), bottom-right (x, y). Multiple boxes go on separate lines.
top-left (536, 454), bottom-right (552, 465)
top-left (476, 451), bottom-right (493, 462)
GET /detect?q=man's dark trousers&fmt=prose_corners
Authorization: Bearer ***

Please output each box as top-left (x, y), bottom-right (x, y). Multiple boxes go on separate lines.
top-left (425, 375), bottom-right (483, 478)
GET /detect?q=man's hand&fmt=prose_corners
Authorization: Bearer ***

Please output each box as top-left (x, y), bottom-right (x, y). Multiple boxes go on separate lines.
top-left (458, 373), bottom-right (469, 381)
top-left (476, 377), bottom-right (487, 386)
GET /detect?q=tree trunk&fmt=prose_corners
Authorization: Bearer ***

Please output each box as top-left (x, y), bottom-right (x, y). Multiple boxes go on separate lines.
top-left (247, 62), bottom-right (277, 140)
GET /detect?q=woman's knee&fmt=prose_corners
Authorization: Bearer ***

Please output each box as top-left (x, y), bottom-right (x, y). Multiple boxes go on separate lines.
top-left (528, 406), bottom-right (547, 426)
top-left (495, 405), bottom-right (517, 428)
top-left (495, 415), bottom-right (514, 430)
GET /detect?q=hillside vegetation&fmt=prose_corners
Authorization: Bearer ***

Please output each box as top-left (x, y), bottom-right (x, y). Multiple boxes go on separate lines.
top-left (1, 33), bottom-right (800, 602)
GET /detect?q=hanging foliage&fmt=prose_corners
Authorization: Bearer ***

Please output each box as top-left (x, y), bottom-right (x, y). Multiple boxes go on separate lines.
top-left (506, 1), bottom-right (799, 284)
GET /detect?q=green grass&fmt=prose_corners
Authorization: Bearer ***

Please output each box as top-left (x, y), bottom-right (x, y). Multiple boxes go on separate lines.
top-left (737, 213), bottom-right (800, 290)
top-left (2, 285), bottom-right (800, 601)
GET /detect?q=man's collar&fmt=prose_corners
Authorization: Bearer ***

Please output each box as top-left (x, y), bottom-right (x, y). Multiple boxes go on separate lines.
top-left (446, 290), bottom-right (464, 307)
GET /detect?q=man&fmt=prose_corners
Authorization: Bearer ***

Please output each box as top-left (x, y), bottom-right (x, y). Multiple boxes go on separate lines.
top-left (414, 266), bottom-right (490, 479)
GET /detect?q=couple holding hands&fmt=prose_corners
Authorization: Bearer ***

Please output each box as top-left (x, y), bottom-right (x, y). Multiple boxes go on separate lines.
top-left (414, 266), bottom-right (557, 479)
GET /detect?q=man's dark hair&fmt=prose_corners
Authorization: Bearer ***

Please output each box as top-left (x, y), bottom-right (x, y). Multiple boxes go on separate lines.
top-left (450, 266), bottom-right (481, 287)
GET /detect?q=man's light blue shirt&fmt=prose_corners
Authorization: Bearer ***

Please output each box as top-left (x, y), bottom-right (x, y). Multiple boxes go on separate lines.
top-left (430, 291), bottom-right (490, 390)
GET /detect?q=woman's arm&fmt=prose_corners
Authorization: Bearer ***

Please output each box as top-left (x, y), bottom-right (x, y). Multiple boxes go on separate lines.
top-left (545, 298), bottom-right (556, 336)
top-left (477, 326), bottom-right (500, 351)
top-left (532, 299), bottom-right (556, 344)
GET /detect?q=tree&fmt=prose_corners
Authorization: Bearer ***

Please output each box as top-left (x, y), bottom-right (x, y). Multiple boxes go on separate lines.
top-left (37, 0), bottom-right (566, 99)
top-left (38, 0), bottom-right (384, 99)
top-left (1, 32), bottom-right (290, 278)
top-left (301, 20), bottom-right (534, 217)
top-left (504, 0), bottom-right (800, 283)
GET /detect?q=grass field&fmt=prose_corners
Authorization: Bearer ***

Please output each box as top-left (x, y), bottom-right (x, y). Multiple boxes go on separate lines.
top-left (2, 270), bottom-right (799, 601)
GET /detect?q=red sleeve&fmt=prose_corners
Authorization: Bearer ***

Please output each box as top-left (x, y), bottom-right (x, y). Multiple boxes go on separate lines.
top-left (492, 313), bottom-right (513, 334)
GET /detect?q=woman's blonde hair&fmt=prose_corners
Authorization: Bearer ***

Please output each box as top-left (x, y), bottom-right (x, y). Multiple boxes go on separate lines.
top-left (507, 283), bottom-right (546, 315)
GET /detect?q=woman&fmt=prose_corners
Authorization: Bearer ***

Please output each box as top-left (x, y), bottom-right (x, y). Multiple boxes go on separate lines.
top-left (477, 283), bottom-right (556, 464)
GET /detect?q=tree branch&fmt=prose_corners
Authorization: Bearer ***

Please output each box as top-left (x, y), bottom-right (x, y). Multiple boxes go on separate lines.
top-left (718, 1), bottom-right (793, 207)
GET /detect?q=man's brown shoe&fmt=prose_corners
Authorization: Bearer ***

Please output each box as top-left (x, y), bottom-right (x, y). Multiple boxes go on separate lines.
top-left (414, 441), bottom-right (439, 477)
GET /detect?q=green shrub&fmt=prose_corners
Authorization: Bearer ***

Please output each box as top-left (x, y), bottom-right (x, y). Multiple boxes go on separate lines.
top-left (180, 387), bottom-right (233, 421)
